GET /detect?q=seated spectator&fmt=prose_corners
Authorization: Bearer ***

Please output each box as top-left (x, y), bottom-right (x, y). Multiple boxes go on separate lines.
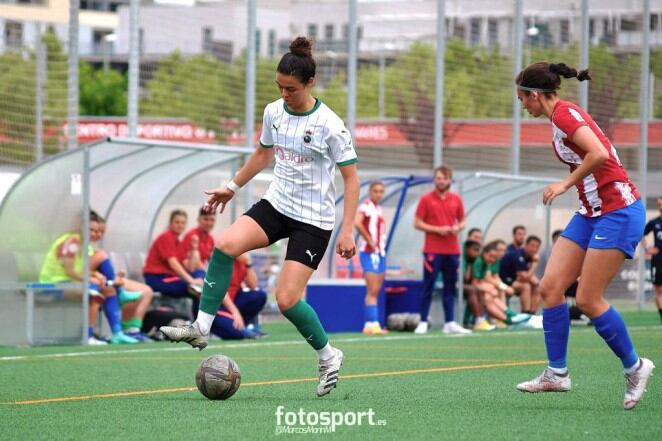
top-left (536, 229), bottom-right (562, 279)
top-left (499, 235), bottom-right (542, 314)
top-left (211, 253), bottom-right (268, 340)
top-left (143, 209), bottom-right (204, 317)
top-left (39, 214), bottom-right (136, 345)
top-left (483, 239), bottom-right (515, 305)
top-left (472, 242), bottom-right (530, 327)
top-left (466, 228), bottom-right (483, 244)
top-left (462, 240), bottom-right (494, 331)
top-left (507, 225), bottom-right (526, 254)
top-left (181, 207), bottom-right (217, 273)
top-left (90, 216), bottom-right (154, 342)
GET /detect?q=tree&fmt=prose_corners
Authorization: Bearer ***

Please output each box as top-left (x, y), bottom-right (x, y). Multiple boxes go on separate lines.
top-left (79, 63), bottom-right (127, 116)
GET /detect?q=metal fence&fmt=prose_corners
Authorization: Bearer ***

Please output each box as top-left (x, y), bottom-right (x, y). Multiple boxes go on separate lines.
top-left (0, 1), bottom-right (659, 176)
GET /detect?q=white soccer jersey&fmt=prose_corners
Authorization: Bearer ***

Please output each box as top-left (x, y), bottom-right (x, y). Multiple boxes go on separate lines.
top-left (259, 98), bottom-right (358, 230)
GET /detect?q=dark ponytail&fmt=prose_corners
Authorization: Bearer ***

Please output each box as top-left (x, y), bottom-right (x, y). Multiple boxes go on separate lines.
top-left (277, 36), bottom-right (316, 85)
top-left (549, 63), bottom-right (592, 82)
top-left (516, 61), bottom-right (591, 94)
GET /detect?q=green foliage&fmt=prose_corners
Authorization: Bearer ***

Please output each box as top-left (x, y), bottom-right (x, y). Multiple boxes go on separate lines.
top-left (79, 63), bottom-right (127, 116)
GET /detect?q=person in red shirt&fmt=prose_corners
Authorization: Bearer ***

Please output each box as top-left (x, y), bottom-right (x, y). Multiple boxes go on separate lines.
top-left (413, 165), bottom-right (470, 335)
top-left (143, 209), bottom-right (204, 316)
top-left (181, 207), bottom-right (217, 273)
top-left (209, 253), bottom-right (267, 339)
top-left (513, 61), bottom-right (653, 410)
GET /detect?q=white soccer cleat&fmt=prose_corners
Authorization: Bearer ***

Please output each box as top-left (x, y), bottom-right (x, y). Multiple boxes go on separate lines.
top-left (517, 368), bottom-right (571, 393)
top-left (317, 347), bottom-right (344, 397)
top-left (623, 358), bottom-right (655, 410)
top-left (414, 321), bottom-right (429, 334)
top-left (159, 321), bottom-right (209, 350)
top-left (442, 321), bottom-right (472, 335)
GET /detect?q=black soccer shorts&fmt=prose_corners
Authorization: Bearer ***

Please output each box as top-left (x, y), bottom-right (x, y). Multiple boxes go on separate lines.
top-left (244, 199), bottom-right (332, 270)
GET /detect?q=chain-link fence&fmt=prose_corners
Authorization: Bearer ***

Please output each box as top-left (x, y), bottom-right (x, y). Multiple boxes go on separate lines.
top-left (1, 1), bottom-right (660, 175)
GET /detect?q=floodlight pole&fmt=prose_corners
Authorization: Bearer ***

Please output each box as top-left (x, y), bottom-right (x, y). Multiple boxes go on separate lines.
top-left (347, 0), bottom-right (357, 135)
top-left (511, 0), bottom-right (523, 175)
top-left (244, 0), bottom-right (257, 211)
top-left (128, 0), bottom-right (140, 137)
top-left (433, 0), bottom-right (446, 168)
top-left (67, 0), bottom-right (79, 151)
top-left (35, 23), bottom-right (45, 162)
top-left (579, 0), bottom-right (589, 109)
top-left (637, 0), bottom-right (651, 311)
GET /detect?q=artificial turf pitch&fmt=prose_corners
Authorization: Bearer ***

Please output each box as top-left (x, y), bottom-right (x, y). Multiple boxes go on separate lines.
top-left (1, 311), bottom-right (660, 440)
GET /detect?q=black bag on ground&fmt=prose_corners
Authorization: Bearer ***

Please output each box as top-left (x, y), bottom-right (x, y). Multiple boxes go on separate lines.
top-left (141, 308), bottom-right (190, 340)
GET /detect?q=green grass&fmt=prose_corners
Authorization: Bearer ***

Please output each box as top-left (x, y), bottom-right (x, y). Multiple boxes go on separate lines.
top-left (1, 312), bottom-right (661, 440)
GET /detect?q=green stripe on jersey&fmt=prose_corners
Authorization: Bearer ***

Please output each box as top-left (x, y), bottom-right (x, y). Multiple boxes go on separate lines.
top-left (336, 157), bottom-right (358, 167)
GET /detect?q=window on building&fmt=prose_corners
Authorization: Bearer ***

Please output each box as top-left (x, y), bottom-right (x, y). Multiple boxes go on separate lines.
top-left (651, 14), bottom-right (660, 31)
top-left (255, 28), bottom-right (261, 56)
top-left (202, 27), bottom-right (213, 51)
top-left (307, 24), bottom-right (318, 41)
top-left (453, 22), bottom-right (466, 41)
top-left (324, 24), bottom-right (334, 41)
top-left (268, 29), bottom-right (276, 58)
top-left (589, 18), bottom-right (595, 38)
top-left (139, 28), bottom-right (144, 55)
top-left (620, 18), bottom-right (638, 32)
top-left (342, 23), bottom-right (349, 41)
top-left (488, 19), bottom-right (498, 47)
top-left (5, 21), bottom-right (23, 49)
top-left (560, 19), bottom-right (569, 44)
top-left (470, 18), bottom-right (481, 46)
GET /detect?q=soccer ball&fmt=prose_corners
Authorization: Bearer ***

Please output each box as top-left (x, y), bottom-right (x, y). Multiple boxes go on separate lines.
top-left (195, 355), bottom-right (241, 400)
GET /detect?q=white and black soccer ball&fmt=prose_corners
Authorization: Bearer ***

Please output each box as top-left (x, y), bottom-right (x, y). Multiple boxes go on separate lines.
top-left (195, 354), bottom-right (241, 400)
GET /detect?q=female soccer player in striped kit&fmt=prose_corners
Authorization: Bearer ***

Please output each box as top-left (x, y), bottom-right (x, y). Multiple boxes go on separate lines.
top-left (161, 37), bottom-right (360, 397)
top-left (514, 62), bottom-right (654, 410)
top-left (355, 180), bottom-right (388, 335)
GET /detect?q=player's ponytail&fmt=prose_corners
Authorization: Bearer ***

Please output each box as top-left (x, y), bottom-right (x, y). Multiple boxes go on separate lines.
top-left (277, 36), bottom-right (316, 85)
top-left (516, 61), bottom-right (591, 95)
top-left (549, 63), bottom-right (592, 82)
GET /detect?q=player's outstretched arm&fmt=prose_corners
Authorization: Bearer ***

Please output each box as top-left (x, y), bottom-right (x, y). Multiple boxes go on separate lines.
top-left (205, 147), bottom-right (275, 213)
top-left (337, 163), bottom-right (359, 259)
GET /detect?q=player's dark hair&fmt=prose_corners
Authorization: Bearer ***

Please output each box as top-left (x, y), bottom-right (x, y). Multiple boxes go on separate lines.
top-left (89, 210), bottom-right (101, 223)
top-left (433, 164), bottom-right (453, 179)
top-left (464, 240), bottom-right (481, 250)
top-left (482, 242), bottom-right (499, 254)
top-left (467, 227), bottom-right (481, 237)
top-left (552, 229), bottom-right (563, 241)
top-left (169, 209), bottom-right (187, 223)
top-left (512, 225), bottom-right (526, 235)
top-left (526, 235), bottom-right (542, 245)
top-left (277, 37), bottom-right (316, 85)
top-left (516, 62), bottom-right (591, 95)
top-left (198, 206), bottom-right (216, 217)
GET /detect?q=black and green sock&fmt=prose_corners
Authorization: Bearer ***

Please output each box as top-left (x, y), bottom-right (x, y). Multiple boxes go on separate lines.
top-left (282, 300), bottom-right (329, 350)
top-left (199, 249), bottom-right (235, 315)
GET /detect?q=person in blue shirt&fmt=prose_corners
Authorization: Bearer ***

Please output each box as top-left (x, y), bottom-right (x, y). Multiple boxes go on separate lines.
top-left (499, 235), bottom-right (541, 314)
top-left (506, 225), bottom-right (526, 254)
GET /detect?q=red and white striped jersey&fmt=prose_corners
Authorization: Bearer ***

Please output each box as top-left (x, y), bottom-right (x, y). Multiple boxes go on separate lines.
top-left (358, 199), bottom-right (386, 255)
top-left (550, 100), bottom-right (639, 217)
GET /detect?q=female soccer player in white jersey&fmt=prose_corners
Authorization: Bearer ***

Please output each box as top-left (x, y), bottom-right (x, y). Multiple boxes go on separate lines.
top-left (514, 62), bottom-right (654, 410)
top-left (355, 180), bottom-right (388, 335)
top-left (161, 37), bottom-right (359, 397)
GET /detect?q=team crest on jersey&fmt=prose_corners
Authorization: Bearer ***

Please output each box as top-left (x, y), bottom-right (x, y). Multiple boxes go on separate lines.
top-left (303, 129), bottom-right (313, 144)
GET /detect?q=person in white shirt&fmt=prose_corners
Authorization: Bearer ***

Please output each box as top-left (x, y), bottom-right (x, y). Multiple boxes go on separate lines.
top-left (160, 37), bottom-right (360, 398)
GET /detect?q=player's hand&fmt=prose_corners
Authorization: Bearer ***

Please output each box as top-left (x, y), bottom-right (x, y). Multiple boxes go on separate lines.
top-left (203, 187), bottom-right (235, 214)
top-left (232, 312), bottom-right (245, 330)
top-left (191, 278), bottom-right (204, 286)
top-left (450, 225), bottom-right (460, 235)
top-left (542, 181), bottom-right (569, 205)
top-left (650, 246), bottom-right (659, 256)
top-left (336, 231), bottom-right (356, 260)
